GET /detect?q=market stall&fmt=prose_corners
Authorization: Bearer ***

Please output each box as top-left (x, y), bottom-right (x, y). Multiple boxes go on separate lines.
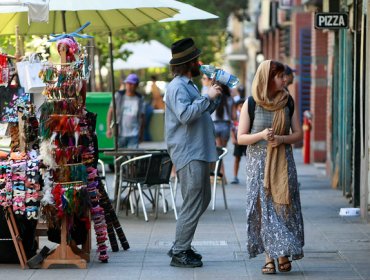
top-left (0, 25), bottom-right (129, 269)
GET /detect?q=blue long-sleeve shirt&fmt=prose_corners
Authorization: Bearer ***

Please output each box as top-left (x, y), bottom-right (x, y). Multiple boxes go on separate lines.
top-left (165, 75), bottom-right (219, 171)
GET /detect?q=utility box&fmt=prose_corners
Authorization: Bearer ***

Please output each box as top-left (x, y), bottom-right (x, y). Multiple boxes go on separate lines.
top-left (85, 92), bottom-right (114, 166)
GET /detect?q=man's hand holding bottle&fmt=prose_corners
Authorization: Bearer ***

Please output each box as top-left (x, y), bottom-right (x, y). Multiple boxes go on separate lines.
top-left (207, 82), bottom-right (222, 100)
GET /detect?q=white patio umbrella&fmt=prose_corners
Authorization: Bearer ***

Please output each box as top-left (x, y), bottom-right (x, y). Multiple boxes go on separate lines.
top-left (160, 0), bottom-right (218, 22)
top-left (113, 57), bottom-right (166, 70)
top-left (114, 40), bottom-right (171, 70)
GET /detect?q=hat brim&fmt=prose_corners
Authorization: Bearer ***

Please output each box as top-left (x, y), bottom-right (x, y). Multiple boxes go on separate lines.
top-left (169, 49), bottom-right (201, 66)
top-left (124, 80), bottom-right (139, 84)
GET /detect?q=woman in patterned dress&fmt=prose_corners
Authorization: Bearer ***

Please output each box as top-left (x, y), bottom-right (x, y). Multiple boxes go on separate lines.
top-left (237, 60), bottom-right (304, 274)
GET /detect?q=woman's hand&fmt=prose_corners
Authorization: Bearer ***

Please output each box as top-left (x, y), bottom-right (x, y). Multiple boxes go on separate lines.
top-left (269, 135), bottom-right (285, 148)
top-left (261, 128), bottom-right (273, 141)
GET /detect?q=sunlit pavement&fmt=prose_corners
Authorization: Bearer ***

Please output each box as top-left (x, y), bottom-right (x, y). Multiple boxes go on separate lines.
top-left (2, 142), bottom-right (370, 280)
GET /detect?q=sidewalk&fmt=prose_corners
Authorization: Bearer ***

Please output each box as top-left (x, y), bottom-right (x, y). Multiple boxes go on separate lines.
top-left (2, 144), bottom-right (370, 280)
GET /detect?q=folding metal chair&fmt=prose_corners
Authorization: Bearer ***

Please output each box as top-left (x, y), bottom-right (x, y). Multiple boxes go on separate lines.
top-left (116, 154), bottom-right (151, 219)
top-left (211, 147), bottom-right (228, 210)
top-left (117, 151), bottom-right (177, 221)
top-left (144, 152), bottom-right (177, 220)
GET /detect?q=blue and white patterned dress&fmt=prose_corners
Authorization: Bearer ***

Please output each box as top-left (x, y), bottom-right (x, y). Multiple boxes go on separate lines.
top-left (245, 105), bottom-right (304, 260)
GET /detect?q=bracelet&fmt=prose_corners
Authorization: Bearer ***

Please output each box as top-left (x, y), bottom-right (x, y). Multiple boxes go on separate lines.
top-left (282, 136), bottom-right (285, 144)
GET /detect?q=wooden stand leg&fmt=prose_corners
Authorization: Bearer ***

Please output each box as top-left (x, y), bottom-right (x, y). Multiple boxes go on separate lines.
top-left (41, 217), bottom-right (88, 269)
top-left (6, 208), bottom-right (27, 269)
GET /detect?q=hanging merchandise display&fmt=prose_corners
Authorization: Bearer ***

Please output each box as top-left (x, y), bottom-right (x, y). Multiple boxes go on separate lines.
top-left (36, 33), bottom-right (110, 267)
top-left (0, 22), bottom-right (129, 269)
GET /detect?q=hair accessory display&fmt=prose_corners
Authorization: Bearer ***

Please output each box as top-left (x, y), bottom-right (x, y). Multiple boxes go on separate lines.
top-left (39, 140), bottom-right (57, 169)
top-left (36, 30), bottom-right (109, 264)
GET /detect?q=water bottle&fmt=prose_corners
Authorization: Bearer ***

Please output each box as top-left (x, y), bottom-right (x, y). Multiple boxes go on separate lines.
top-left (200, 64), bottom-right (239, 88)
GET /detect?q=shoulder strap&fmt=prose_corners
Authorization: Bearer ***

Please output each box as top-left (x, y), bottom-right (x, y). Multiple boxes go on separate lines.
top-left (247, 96), bottom-right (256, 132)
top-left (248, 95), bottom-right (294, 127)
top-left (287, 95), bottom-right (294, 118)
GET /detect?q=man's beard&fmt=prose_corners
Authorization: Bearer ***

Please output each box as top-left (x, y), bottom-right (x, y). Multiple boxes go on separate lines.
top-left (190, 64), bottom-right (200, 77)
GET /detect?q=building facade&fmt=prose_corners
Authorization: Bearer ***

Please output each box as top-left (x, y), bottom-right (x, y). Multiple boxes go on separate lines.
top-left (225, 0), bottom-right (370, 220)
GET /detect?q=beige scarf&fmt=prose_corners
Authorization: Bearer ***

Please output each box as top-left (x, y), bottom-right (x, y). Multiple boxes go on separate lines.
top-left (251, 60), bottom-right (290, 205)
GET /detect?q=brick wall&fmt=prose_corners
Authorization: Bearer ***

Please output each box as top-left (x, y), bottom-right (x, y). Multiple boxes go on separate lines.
top-left (290, 12), bottom-right (312, 106)
top-left (310, 14), bottom-right (328, 163)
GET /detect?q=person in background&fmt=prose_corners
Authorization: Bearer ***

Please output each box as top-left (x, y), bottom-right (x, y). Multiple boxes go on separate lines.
top-left (143, 87), bottom-right (154, 142)
top-left (165, 37), bottom-right (221, 268)
top-left (284, 65), bottom-right (295, 88)
top-left (201, 73), bottom-right (212, 94)
top-left (237, 60), bottom-right (304, 274)
top-left (212, 84), bottom-right (233, 147)
top-left (106, 73), bottom-right (145, 148)
top-left (232, 85), bottom-right (245, 104)
top-left (211, 84), bottom-right (233, 182)
top-left (151, 75), bottom-right (165, 110)
top-left (230, 98), bottom-right (246, 184)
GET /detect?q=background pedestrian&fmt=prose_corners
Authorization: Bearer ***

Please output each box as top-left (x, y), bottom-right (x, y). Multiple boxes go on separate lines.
top-left (106, 73), bottom-right (145, 148)
top-left (230, 98), bottom-right (246, 184)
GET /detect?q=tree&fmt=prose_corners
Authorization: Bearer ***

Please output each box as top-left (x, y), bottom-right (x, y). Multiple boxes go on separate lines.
top-left (108, 0), bottom-right (248, 84)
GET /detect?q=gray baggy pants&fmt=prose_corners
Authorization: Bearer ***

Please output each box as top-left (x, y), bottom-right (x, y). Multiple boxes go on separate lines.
top-left (172, 160), bottom-right (211, 254)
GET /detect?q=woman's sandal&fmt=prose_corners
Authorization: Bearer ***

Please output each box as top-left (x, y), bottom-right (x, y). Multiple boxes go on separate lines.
top-left (277, 258), bottom-right (292, 272)
top-left (262, 260), bottom-right (276, 274)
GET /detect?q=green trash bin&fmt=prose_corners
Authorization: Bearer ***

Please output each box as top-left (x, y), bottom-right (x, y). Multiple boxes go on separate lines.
top-left (85, 92), bottom-right (114, 167)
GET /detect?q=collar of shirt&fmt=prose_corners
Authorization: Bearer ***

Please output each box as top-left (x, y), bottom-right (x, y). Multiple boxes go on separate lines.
top-left (177, 75), bottom-right (199, 92)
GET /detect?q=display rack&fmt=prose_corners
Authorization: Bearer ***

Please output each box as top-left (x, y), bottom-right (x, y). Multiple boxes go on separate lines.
top-left (40, 46), bottom-right (90, 269)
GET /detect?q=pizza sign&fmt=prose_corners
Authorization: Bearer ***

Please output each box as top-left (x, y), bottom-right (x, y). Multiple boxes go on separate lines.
top-left (315, 12), bottom-right (349, 29)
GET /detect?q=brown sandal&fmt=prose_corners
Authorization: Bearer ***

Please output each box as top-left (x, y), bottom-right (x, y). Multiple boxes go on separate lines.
top-left (277, 257), bottom-right (292, 272)
top-left (262, 260), bottom-right (276, 274)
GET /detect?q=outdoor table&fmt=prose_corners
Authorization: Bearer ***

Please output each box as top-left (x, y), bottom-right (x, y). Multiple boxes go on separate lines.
top-left (103, 148), bottom-right (168, 212)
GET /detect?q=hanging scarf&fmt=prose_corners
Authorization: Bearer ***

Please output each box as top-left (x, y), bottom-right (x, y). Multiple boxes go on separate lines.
top-left (251, 60), bottom-right (290, 205)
